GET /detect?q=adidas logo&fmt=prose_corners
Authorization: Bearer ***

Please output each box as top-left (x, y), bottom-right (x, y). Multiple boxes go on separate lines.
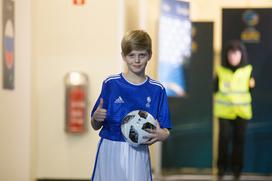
top-left (114, 96), bottom-right (124, 104)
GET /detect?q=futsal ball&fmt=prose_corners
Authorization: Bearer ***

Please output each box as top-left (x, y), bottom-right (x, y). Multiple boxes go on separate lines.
top-left (121, 110), bottom-right (157, 147)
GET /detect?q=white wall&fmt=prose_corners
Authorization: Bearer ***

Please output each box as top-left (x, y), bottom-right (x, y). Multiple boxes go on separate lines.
top-left (33, 0), bottom-right (124, 179)
top-left (0, 0), bottom-right (32, 181)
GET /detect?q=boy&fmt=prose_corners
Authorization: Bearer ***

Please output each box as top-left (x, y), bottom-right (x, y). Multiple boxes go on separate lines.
top-left (90, 30), bottom-right (172, 181)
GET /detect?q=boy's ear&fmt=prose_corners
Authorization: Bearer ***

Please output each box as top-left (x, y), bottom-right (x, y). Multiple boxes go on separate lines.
top-left (121, 52), bottom-right (125, 58)
top-left (148, 52), bottom-right (152, 60)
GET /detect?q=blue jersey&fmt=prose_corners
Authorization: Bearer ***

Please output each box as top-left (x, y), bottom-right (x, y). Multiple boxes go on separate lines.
top-left (91, 73), bottom-right (172, 141)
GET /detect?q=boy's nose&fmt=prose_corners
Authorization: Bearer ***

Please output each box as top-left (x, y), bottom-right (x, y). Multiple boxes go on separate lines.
top-left (134, 56), bottom-right (141, 62)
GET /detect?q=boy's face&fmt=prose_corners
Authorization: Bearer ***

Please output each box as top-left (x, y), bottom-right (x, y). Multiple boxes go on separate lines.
top-left (122, 50), bottom-right (151, 75)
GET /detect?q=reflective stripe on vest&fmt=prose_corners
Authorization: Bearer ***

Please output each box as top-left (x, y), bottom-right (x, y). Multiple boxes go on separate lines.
top-left (214, 65), bottom-right (252, 120)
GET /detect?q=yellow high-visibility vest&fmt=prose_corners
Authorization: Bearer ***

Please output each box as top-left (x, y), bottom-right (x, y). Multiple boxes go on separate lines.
top-left (214, 65), bottom-right (253, 120)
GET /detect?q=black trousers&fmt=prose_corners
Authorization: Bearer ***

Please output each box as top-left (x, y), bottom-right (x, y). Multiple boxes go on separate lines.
top-left (217, 117), bottom-right (248, 177)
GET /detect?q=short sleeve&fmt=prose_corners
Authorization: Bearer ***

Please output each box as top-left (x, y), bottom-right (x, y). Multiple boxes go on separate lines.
top-left (157, 88), bottom-right (172, 129)
top-left (90, 81), bottom-right (107, 118)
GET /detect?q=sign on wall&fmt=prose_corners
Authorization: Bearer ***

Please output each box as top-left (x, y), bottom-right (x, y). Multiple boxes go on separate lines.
top-left (73, 0), bottom-right (85, 5)
top-left (64, 72), bottom-right (89, 134)
top-left (158, 0), bottom-right (191, 97)
top-left (162, 22), bottom-right (214, 172)
top-left (2, 0), bottom-right (15, 90)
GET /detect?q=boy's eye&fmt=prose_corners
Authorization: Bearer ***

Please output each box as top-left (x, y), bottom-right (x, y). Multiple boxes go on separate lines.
top-left (128, 54), bottom-right (135, 58)
top-left (139, 54), bottom-right (146, 58)
top-left (127, 53), bottom-right (148, 59)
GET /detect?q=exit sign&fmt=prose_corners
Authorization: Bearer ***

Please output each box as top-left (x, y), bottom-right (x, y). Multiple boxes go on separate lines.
top-left (73, 0), bottom-right (85, 5)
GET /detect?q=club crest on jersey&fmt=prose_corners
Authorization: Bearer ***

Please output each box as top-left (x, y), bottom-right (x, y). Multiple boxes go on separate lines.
top-left (146, 96), bottom-right (151, 108)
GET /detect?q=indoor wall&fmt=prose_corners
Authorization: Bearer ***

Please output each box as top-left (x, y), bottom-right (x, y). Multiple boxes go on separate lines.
top-left (0, 0), bottom-right (271, 181)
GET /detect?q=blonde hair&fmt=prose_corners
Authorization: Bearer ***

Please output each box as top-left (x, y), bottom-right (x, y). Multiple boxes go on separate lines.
top-left (121, 30), bottom-right (152, 56)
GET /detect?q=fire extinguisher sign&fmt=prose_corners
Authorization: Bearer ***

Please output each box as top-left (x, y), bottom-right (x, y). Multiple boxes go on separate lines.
top-left (67, 87), bottom-right (86, 132)
top-left (65, 72), bottom-right (88, 134)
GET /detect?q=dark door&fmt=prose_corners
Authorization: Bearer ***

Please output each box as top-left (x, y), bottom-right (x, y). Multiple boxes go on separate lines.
top-left (222, 8), bottom-right (272, 174)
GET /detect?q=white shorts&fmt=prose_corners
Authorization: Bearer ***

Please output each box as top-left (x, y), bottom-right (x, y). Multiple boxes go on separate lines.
top-left (91, 138), bottom-right (152, 181)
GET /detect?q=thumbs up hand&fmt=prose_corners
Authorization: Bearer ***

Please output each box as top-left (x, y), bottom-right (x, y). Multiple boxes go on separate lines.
top-left (92, 98), bottom-right (107, 123)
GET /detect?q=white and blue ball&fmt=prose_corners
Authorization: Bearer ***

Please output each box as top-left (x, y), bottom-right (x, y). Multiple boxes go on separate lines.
top-left (121, 110), bottom-right (157, 147)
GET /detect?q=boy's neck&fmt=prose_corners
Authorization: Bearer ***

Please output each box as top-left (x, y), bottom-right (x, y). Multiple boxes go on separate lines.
top-left (123, 72), bottom-right (147, 84)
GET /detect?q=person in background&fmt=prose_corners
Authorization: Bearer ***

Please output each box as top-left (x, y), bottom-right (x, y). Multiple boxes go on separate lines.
top-left (90, 30), bottom-right (172, 181)
top-left (214, 40), bottom-right (255, 181)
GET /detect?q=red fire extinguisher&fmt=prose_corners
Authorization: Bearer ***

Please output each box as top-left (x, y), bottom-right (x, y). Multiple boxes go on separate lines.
top-left (65, 72), bottom-right (89, 133)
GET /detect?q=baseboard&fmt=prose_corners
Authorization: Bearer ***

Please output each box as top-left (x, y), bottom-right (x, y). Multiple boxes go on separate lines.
top-left (37, 179), bottom-right (89, 181)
